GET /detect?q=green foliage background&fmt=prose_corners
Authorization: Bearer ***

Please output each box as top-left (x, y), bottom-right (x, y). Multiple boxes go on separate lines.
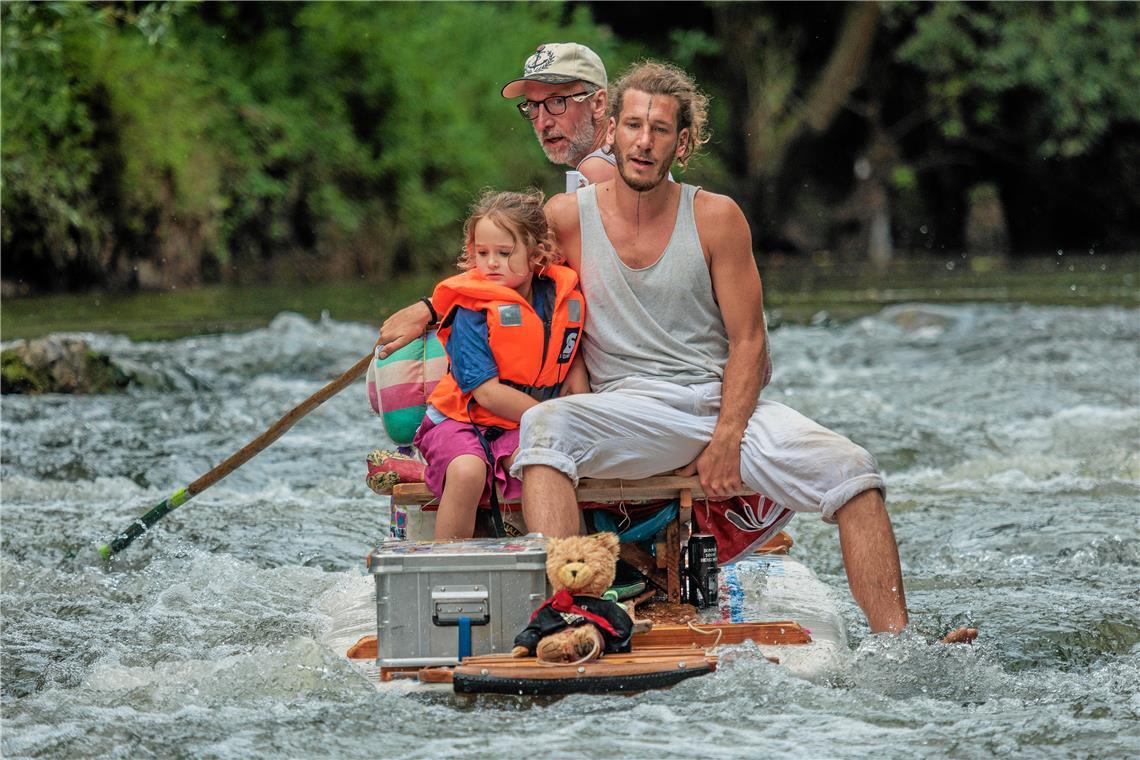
top-left (2, 1), bottom-right (1138, 294)
top-left (1, 2), bottom-right (626, 290)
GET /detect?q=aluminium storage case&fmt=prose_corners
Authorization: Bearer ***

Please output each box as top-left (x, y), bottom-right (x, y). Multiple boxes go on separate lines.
top-left (367, 536), bottom-right (548, 667)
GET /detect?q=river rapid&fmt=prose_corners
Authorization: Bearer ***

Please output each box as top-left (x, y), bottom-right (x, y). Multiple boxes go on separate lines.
top-left (2, 305), bottom-right (1138, 758)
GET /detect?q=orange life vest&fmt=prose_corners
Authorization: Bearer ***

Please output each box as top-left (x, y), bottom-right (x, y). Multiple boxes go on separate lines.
top-left (427, 265), bottom-right (585, 429)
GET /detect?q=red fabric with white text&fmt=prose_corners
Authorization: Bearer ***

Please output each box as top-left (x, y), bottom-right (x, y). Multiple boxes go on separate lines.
top-left (583, 492), bottom-right (794, 566)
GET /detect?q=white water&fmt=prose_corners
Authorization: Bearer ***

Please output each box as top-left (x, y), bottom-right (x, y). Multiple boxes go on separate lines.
top-left (2, 306), bottom-right (1138, 757)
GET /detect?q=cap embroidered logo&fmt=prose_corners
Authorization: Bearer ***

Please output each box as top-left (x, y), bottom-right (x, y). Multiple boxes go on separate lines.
top-left (525, 47), bottom-right (555, 75)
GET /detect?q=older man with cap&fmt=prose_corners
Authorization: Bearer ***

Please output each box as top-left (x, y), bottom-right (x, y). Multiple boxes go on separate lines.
top-left (502, 42), bottom-right (616, 192)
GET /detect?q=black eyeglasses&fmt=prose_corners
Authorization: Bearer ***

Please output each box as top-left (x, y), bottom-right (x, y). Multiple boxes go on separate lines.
top-left (517, 91), bottom-right (593, 120)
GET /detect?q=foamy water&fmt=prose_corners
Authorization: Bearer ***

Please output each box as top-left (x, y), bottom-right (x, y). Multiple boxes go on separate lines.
top-left (3, 306), bottom-right (1138, 758)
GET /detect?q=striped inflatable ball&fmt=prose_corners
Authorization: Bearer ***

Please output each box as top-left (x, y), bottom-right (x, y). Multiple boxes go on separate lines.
top-left (366, 332), bottom-right (447, 445)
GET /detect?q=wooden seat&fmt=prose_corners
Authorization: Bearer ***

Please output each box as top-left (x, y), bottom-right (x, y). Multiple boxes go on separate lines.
top-left (390, 475), bottom-right (753, 509)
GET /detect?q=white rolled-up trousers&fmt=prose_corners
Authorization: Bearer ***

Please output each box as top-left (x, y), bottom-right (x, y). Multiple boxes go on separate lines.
top-left (510, 377), bottom-right (883, 523)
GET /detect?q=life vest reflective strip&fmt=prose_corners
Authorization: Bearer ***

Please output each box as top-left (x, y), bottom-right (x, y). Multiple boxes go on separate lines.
top-left (428, 265), bottom-right (585, 429)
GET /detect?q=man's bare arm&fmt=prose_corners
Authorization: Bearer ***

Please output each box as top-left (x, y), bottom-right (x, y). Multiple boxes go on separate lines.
top-left (375, 301), bottom-right (433, 359)
top-left (577, 156), bottom-right (616, 186)
top-left (676, 192), bottom-right (767, 498)
top-left (544, 191), bottom-right (583, 272)
top-left (561, 352), bottom-right (590, 395)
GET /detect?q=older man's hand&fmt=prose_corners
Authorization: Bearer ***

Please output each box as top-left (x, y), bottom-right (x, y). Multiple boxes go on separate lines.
top-left (375, 301), bottom-right (433, 359)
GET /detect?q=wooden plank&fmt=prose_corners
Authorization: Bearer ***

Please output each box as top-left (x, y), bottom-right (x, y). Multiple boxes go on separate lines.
top-left (655, 533), bottom-right (668, 570)
top-left (620, 543), bottom-right (666, 591)
top-left (380, 666), bottom-right (421, 681)
top-left (391, 483), bottom-right (443, 507)
top-left (666, 518), bottom-right (681, 603)
top-left (393, 476), bottom-right (755, 508)
top-left (347, 635), bottom-right (377, 660)
top-left (459, 656), bottom-right (715, 672)
top-left (632, 621), bottom-right (812, 648)
top-left (463, 647), bottom-right (706, 665)
top-left (454, 655), bottom-right (716, 681)
top-left (574, 476), bottom-right (752, 503)
top-left (417, 667), bottom-right (454, 684)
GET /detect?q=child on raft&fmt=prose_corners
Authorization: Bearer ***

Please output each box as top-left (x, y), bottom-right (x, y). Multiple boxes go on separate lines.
top-left (415, 189), bottom-right (588, 539)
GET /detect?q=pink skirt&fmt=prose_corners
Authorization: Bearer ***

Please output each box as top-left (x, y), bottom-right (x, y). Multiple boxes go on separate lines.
top-left (412, 416), bottom-right (523, 510)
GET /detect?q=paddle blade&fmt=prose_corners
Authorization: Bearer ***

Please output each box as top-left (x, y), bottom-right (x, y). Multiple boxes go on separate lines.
top-left (99, 488), bottom-right (192, 557)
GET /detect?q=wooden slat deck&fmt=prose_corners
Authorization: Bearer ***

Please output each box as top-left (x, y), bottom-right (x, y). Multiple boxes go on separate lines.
top-left (351, 619), bottom-right (810, 667)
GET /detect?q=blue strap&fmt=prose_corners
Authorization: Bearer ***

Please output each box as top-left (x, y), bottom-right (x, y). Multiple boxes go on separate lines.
top-left (457, 617), bottom-right (472, 661)
top-left (593, 500), bottom-right (679, 543)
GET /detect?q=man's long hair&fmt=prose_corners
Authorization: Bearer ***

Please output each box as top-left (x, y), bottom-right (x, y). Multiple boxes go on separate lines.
top-left (608, 61), bottom-right (711, 167)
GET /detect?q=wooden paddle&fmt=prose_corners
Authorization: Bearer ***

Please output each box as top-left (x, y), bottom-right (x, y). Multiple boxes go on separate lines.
top-left (99, 352), bottom-right (373, 557)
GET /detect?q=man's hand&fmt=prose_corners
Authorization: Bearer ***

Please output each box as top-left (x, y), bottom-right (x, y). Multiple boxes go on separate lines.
top-left (375, 301), bottom-right (433, 359)
top-left (674, 434), bottom-right (744, 500)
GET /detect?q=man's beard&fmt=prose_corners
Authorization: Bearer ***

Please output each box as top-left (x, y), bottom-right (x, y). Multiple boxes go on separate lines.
top-left (614, 139), bottom-right (672, 192)
top-left (540, 112), bottom-right (598, 167)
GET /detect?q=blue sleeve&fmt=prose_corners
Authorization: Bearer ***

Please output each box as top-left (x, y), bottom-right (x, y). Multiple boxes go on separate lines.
top-left (532, 277), bottom-right (555, 323)
top-left (446, 307), bottom-right (500, 393)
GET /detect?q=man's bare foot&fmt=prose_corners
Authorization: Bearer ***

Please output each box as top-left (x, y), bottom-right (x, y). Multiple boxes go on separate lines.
top-left (939, 626), bottom-right (978, 645)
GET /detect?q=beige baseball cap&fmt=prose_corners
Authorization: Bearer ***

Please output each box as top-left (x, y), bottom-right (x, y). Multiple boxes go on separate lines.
top-left (501, 43), bottom-right (607, 99)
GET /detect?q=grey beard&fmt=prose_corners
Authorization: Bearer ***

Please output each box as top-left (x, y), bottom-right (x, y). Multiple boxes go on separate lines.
top-left (542, 117), bottom-right (598, 168)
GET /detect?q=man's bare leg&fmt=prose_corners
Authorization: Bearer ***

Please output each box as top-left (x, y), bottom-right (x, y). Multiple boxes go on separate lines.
top-left (836, 489), bottom-right (978, 643)
top-left (835, 489), bottom-right (909, 634)
top-left (834, 489), bottom-right (975, 647)
top-left (519, 464), bottom-right (580, 537)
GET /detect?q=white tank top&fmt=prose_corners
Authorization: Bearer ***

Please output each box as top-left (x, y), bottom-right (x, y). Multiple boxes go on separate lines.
top-left (576, 183), bottom-right (730, 390)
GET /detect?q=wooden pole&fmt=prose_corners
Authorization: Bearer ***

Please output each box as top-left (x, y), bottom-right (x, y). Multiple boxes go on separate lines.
top-left (99, 353), bottom-right (373, 557)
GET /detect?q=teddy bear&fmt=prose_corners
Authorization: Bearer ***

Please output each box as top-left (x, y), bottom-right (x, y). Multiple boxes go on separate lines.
top-left (511, 532), bottom-right (640, 663)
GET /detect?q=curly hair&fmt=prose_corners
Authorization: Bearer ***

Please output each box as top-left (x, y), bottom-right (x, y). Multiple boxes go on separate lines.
top-left (457, 188), bottom-right (562, 272)
top-left (608, 60), bottom-right (711, 167)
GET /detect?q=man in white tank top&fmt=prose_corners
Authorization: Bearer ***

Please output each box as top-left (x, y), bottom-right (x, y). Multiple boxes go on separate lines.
top-left (509, 61), bottom-right (920, 638)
